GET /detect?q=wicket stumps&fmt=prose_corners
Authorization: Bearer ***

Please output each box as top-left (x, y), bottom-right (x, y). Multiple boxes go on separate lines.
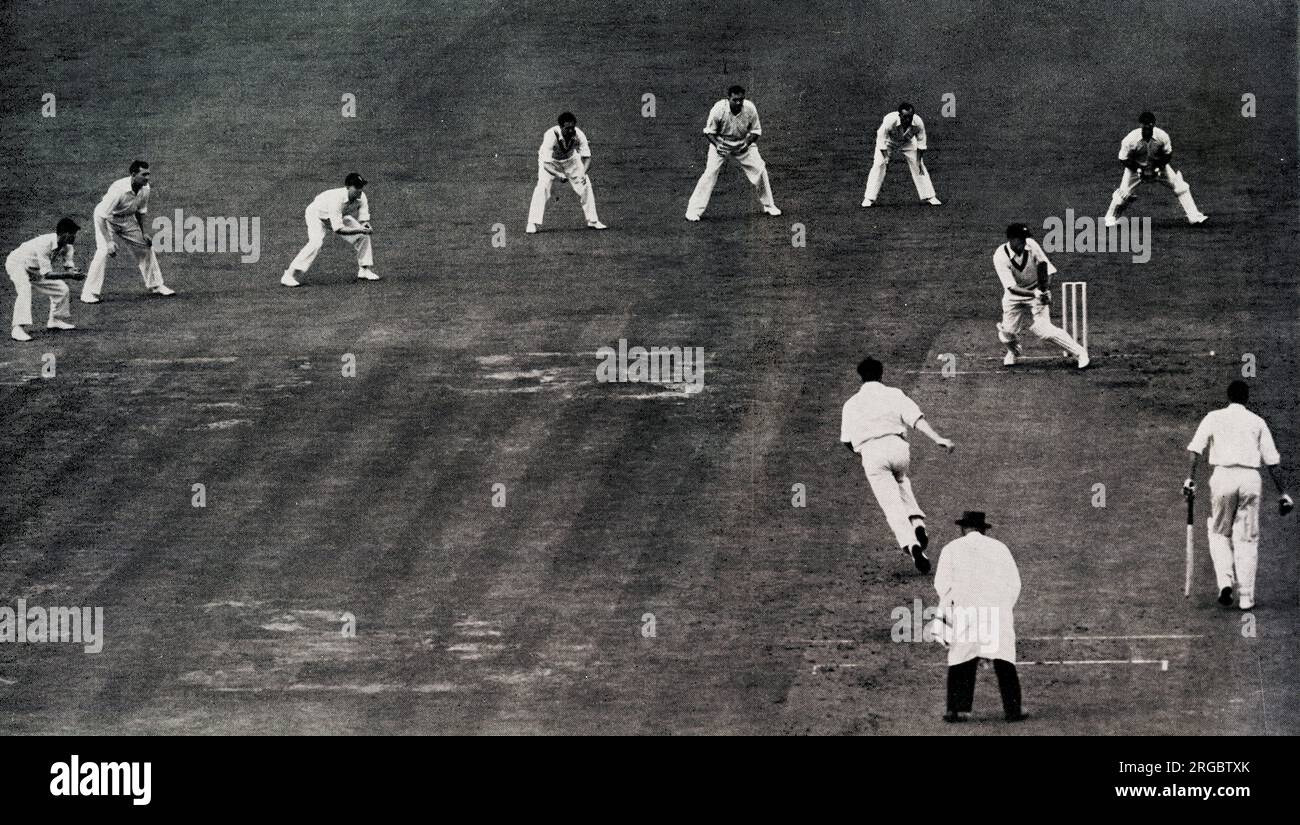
top-left (1061, 281), bottom-right (1088, 354)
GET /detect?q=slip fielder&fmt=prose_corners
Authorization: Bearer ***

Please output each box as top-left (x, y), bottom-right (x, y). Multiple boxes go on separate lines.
top-left (527, 112), bottom-right (606, 233)
top-left (862, 102), bottom-right (942, 207)
top-left (81, 160), bottom-right (176, 303)
top-left (1184, 380), bottom-right (1292, 610)
top-left (994, 223), bottom-right (1090, 369)
top-left (281, 173), bottom-right (379, 287)
top-left (1104, 111), bottom-right (1207, 227)
top-left (841, 357), bottom-right (955, 573)
top-left (7, 217), bottom-right (81, 342)
top-left (685, 85), bottom-right (781, 221)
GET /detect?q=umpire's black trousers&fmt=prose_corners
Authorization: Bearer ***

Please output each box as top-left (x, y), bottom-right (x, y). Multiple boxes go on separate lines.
top-left (946, 657), bottom-right (1022, 719)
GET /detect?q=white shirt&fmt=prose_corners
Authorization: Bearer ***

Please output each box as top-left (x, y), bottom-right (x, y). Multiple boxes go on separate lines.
top-left (993, 239), bottom-right (1056, 303)
top-left (8, 234), bottom-right (74, 276)
top-left (840, 381), bottom-right (924, 451)
top-left (1118, 127), bottom-right (1172, 168)
top-left (703, 99), bottom-right (762, 153)
top-left (934, 531), bottom-right (1020, 665)
top-left (1187, 403), bottom-right (1281, 468)
top-left (538, 126), bottom-right (591, 163)
top-left (875, 111), bottom-right (927, 151)
top-left (308, 188), bottom-right (370, 231)
top-left (94, 177), bottom-right (150, 223)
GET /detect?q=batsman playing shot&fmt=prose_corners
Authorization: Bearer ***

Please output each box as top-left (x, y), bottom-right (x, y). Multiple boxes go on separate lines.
top-left (7, 217), bottom-right (82, 342)
top-left (841, 357), bottom-right (955, 573)
top-left (1184, 380), bottom-right (1292, 610)
top-left (993, 224), bottom-right (1090, 369)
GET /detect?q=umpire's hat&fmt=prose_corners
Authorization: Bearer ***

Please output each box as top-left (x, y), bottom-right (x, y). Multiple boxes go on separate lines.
top-left (955, 511), bottom-right (992, 529)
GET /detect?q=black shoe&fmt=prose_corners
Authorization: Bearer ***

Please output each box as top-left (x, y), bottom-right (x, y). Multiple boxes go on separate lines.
top-left (914, 523), bottom-right (929, 551)
top-left (1218, 587), bottom-right (1233, 607)
top-left (943, 711), bottom-right (968, 723)
top-left (910, 545), bottom-right (931, 574)
top-left (1006, 712), bottom-right (1029, 722)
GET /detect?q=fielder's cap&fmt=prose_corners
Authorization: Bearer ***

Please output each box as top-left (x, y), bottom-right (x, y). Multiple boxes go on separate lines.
top-left (955, 511), bottom-right (992, 529)
top-left (345, 172), bottom-right (368, 188)
top-left (1138, 111), bottom-right (1156, 125)
top-left (1006, 223), bottom-right (1032, 240)
top-left (56, 217), bottom-right (80, 234)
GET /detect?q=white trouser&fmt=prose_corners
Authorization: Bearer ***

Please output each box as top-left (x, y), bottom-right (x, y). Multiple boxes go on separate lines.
top-left (858, 435), bottom-right (926, 549)
top-left (1206, 466), bottom-right (1262, 607)
top-left (686, 143), bottom-right (776, 218)
top-left (288, 212), bottom-right (373, 274)
top-left (996, 296), bottom-right (1086, 357)
top-left (864, 145), bottom-right (935, 201)
top-left (1106, 165), bottom-right (1202, 220)
top-left (529, 157), bottom-right (599, 226)
top-left (7, 255), bottom-right (71, 328)
top-left (83, 217), bottom-right (165, 299)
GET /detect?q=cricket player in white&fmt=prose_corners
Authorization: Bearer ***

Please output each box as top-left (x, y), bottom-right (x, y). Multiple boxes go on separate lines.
top-left (527, 112), bottom-right (606, 233)
top-left (82, 161), bottom-right (175, 303)
top-left (7, 217), bottom-right (81, 341)
top-left (1104, 111), bottom-right (1207, 227)
top-left (685, 85), bottom-right (781, 221)
top-left (994, 223), bottom-right (1089, 369)
top-left (1184, 380), bottom-right (1292, 610)
top-left (281, 173), bottom-right (378, 287)
top-left (862, 102), bottom-right (942, 207)
top-left (841, 357), bottom-right (955, 573)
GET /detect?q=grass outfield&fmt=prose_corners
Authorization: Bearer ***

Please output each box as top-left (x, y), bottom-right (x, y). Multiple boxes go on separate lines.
top-left (0, 0), bottom-right (1296, 734)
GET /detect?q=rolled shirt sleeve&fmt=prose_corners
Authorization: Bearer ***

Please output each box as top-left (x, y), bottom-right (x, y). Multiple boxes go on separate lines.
top-left (1186, 415), bottom-right (1212, 454)
top-left (703, 101), bottom-right (724, 136)
top-left (899, 393), bottom-right (923, 428)
top-left (327, 194), bottom-right (345, 231)
top-left (1259, 423), bottom-right (1280, 466)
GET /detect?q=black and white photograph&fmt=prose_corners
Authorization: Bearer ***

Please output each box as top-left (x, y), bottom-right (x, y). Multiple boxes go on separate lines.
top-left (0, 0), bottom-right (1295, 794)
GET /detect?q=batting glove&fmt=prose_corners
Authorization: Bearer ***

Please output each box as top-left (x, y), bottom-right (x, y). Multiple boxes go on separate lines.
top-left (1280, 494), bottom-right (1294, 516)
top-left (1182, 479), bottom-right (1196, 495)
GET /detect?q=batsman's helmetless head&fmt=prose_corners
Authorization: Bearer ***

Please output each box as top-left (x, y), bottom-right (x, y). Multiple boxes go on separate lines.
top-left (1139, 111), bottom-right (1156, 139)
top-left (1227, 380), bottom-right (1249, 404)
top-left (344, 172), bottom-right (367, 200)
top-left (898, 102), bottom-right (914, 125)
top-left (856, 357), bottom-right (884, 383)
top-left (129, 160), bottom-right (150, 188)
top-left (55, 216), bottom-right (80, 244)
top-left (558, 112), bottom-right (577, 140)
top-left (727, 85), bottom-right (745, 113)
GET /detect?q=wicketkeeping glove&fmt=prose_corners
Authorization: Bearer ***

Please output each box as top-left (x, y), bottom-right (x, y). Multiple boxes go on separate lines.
top-left (1280, 494), bottom-right (1294, 516)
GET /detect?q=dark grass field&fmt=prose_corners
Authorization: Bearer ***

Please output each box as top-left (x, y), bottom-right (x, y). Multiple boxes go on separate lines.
top-left (0, 0), bottom-right (1296, 734)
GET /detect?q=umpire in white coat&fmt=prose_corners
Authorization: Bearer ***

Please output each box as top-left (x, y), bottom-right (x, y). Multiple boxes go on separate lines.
top-left (933, 511), bottom-right (1026, 723)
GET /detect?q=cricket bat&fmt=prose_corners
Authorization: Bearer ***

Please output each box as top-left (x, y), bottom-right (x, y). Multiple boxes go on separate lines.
top-left (1183, 491), bottom-right (1195, 597)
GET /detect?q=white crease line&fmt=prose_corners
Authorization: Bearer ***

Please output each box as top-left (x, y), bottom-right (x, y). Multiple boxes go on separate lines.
top-left (1021, 634), bottom-right (1204, 641)
top-left (815, 658), bottom-right (1171, 674)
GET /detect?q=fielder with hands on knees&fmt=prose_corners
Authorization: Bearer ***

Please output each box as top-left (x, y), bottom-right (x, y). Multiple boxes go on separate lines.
top-left (841, 357), bottom-right (955, 574)
top-left (1184, 380), bottom-right (1292, 610)
top-left (685, 85), bottom-right (781, 221)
